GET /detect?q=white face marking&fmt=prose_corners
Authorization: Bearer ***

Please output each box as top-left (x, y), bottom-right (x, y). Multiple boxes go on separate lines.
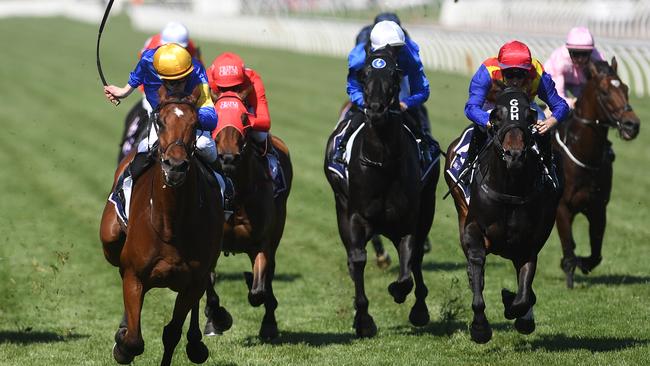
top-left (611, 79), bottom-right (621, 88)
top-left (173, 107), bottom-right (184, 117)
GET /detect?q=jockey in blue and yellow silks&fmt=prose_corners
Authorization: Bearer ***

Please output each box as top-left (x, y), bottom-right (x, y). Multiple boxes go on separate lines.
top-left (462, 40), bottom-right (569, 180)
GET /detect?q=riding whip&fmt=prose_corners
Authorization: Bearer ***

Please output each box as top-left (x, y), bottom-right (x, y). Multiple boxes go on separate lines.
top-left (96, 0), bottom-right (120, 106)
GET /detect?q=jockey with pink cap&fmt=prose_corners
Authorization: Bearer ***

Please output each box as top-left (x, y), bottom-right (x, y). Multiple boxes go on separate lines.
top-left (544, 27), bottom-right (605, 109)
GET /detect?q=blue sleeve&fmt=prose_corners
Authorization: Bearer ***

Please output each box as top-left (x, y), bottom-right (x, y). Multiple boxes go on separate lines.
top-left (399, 43), bottom-right (429, 109)
top-left (198, 106), bottom-right (217, 131)
top-left (192, 61), bottom-right (217, 131)
top-left (128, 55), bottom-right (149, 88)
top-left (346, 44), bottom-right (366, 108)
top-left (464, 65), bottom-right (492, 127)
top-left (537, 72), bottom-right (570, 122)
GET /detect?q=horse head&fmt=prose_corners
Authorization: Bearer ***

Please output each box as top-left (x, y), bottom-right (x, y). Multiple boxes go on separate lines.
top-left (361, 46), bottom-right (402, 128)
top-left (583, 58), bottom-right (640, 140)
top-left (489, 87), bottom-right (537, 170)
top-left (213, 90), bottom-right (251, 176)
top-left (154, 87), bottom-right (199, 187)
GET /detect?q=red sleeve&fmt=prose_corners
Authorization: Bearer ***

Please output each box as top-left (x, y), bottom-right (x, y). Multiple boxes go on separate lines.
top-left (245, 69), bottom-right (271, 132)
top-left (206, 64), bottom-right (218, 93)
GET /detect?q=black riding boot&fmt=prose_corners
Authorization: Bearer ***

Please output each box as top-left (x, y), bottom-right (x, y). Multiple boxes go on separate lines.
top-left (534, 134), bottom-right (558, 189)
top-left (459, 126), bottom-right (487, 184)
top-left (333, 108), bottom-right (364, 164)
top-left (405, 108), bottom-right (435, 166)
top-left (127, 149), bottom-right (155, 182)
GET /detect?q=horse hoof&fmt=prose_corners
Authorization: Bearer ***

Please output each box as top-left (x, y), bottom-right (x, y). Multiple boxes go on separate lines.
top-left (248, 290), bottom-right (265, 307)
top-left (514, 317), bottom-right (536, 335)
top-left (577, 256), bottom-right (602, 275)
top-left (408, 302), bottom-right (430, 327)
top-left (561, 256), bottom-right (577, 288)
top-left (376, 252), bottom-right (391, 269)
top-left (259, 322), bottom-right (279, 342)
top-left (112, 343), bottom-right (134, 365)
top-left (423, 238), bottom-right (431, 253)
top-left (186, 341), bottom-right (209, 364)
top-left (388, 278), bottom-right (414, 304)
top-left (469, 320), bottom-right (492, 344)
top-left (204, 306), bottom-right (233, 336)
top-left (353, 313), bottom-right (377, 338)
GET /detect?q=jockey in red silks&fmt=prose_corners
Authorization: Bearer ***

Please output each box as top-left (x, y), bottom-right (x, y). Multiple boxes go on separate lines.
top-left (462, 40), bottom-right (570, 181)
top-left (544, 27), bottom-right (605, 109)
top-left (207, 52), bottom-right (276, 169)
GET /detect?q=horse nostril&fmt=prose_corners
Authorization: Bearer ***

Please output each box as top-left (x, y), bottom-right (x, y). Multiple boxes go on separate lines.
top-left (370, 102), bottom-right (381, 111)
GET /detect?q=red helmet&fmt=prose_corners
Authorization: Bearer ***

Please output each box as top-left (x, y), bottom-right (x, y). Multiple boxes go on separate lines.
top-left (498, 40), bottom-right (532, 70)
top-left (211, 52), bottom-right (245, 88)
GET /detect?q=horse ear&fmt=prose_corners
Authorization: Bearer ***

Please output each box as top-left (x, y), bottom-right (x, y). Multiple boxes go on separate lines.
top-left (489, 106), bottom-right (507, 124)
top-left (588, 62), bottom-right (599, 79)
top-left (611, 56), bottom-right (618, 73)
top-left (158, 85), bottom-right (169, 102)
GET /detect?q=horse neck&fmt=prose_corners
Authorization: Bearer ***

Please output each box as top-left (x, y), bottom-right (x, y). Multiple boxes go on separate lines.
top-left (150, 160), bottom-right (199, 241)
top-left (571, 84), bottom-right (611, 162)
top-left (233, 146), bottom-right (267, 194)
top-left (483, 147), bottom-right (536, 197)
top-left (361, 113), bottom-right (403, 160)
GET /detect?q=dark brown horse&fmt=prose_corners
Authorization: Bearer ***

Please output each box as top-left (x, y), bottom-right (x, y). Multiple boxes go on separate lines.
top-left (203, 91), bottom-right (293, 341)
top-left (100, 88), bottom-right (223, 365)
top-left (553, 58), bottom-right (640, 288)
top-left (444, 88), bottom-right (558, 343)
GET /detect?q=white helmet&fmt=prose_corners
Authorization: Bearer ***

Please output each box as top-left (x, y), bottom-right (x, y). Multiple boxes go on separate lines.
top-left (161, 22), bottom-right (189, 48)
top-left (370, 20), bottom-right (405, 51)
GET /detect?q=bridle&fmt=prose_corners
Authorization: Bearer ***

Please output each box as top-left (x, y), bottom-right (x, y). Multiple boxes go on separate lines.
top-left (573, 73), bottom-right (633, 135)
top-left (152, 97), bottom-right (199, 163)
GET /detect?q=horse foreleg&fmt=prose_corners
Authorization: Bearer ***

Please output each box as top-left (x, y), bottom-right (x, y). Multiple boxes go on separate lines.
top-left (463, 222), bottom-right (491, 344)
top-left (203, 271), bottom-right (232, 336)
top-left (388, 235), bottom-right (415, 304)
top-left (408, 235), bottom-right (429, 327)
top-left (185, 303), bottom-right (209, 364)
top-left (503, 258), bottom-right (537, 320)
top-left (161, 283), bottom-right (206, 366)
top-left (259, 256), bottom-right (279, 341)
top-left (580, 204), bottom-right (606, 274)
top-left (113, 270), bottom-right (145, 364)
top-left (345, 213), bottom-right (376, 338)
top-left (556, 201), bottom-right (578, 288)
top-left (100, 202), bottom-right (125, 267)
top-left (248, 250), bottom-right (269, 307)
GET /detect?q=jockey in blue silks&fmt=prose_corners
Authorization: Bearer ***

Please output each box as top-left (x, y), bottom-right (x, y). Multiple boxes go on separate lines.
top-left (333, 20), bottom-right (434, 164)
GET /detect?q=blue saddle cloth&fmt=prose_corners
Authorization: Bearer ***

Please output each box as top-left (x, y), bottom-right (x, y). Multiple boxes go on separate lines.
top-left (326, 121), bottom-right (440, 182)
top-left (266, 147), bottom-right (287, 197)
top-left (108, 169), bottom-right (133, 227)
top-left (445, 126), bottom-right (475, 204)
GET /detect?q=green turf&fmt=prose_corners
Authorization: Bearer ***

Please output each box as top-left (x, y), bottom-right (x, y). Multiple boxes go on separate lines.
top-left (0, 16), bottom-right (648, 366)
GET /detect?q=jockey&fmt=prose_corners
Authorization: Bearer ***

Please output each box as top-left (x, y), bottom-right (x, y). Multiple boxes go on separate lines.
top-left (333, 20), bottom-right (433, 164)
top-left (104, 43), bottom-right (218, 178)
top-left (544, 27), bottom-right (604, 109)
top-left (463, 40), bottom-right (570, 182)
top-left (207, 52), bottom-right (271, 150)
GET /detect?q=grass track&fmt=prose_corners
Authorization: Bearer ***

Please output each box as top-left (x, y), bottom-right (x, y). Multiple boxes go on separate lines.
top-left (0, 16), bottom-right (648, 366)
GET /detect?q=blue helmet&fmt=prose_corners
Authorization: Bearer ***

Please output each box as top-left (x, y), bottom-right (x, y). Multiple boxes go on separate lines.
top-left (374, 12), bottom-right (401, 26)
top-left (355, 25), bottom-right (373, 46)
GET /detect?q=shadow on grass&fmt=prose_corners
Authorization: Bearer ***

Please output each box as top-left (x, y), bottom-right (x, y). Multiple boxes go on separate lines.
top-left (0, 330), bottom-right (88, 344)
top-left (517, 333), bottom-right (649, 352)
top-left (216, 272), bottom-right (302, 282)
top-left (385, 320), bottom-right (514, 338)
top-left (387, 260), bottom-right (505, 274)
top-left (576, 274), bottom-right (650, 286)
top-left (242, 330), bottom-right (356, 347)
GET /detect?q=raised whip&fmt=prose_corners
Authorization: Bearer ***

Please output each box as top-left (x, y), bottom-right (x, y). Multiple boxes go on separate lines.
top-left (96, 0), bottom-right (120, 106)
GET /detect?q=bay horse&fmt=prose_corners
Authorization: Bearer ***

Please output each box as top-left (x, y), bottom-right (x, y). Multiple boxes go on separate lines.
top-left (203, 91), bottom-right (293, 341)
top-left (99, 87), bottom-right (223, 365)
top-left (553, 58), bottom-right (640, 288)
top-left (444, 88), bottom-right (558, 343)
top-left (324, 47), bottom-right (440, 337)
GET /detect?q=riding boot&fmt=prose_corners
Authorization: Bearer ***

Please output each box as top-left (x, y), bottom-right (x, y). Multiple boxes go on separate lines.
top-left (207, 159), bottom-right (235, 215)
top-left (405, 108), bottom-right (434, 166)
top-left (127, 151), bottom-right (155, 182)
top-left (333, 108), bottom-right (364, 164)
top-left (534, 134), bottom-right (558, 189)
top-left (459, 126), bottom-right (487, 185)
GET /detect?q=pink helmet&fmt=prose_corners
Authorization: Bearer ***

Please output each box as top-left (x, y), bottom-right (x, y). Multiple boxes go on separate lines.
top-left (566, 27), bottom-right (594, 50)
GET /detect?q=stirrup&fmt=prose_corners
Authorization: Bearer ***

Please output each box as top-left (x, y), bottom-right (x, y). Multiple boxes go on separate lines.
top-left (333, 147), bottom-right (346, 164)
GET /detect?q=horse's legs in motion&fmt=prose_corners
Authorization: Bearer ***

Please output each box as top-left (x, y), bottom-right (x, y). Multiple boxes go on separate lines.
top-left (556, 201), bottom-right (578, 288)
top-left (259, 252), bottom-right (279, 341)
top-left (100, 203), bottom-right (125, 267)
top-left (203, 271), bottom-right (233, 336)
top-left (371, 235), bottom-right (391, 269)
top-left (342, 211), bottom-right (376, 338)
top-left (388, 235), bottom-right (415, 304)
top-left (408, 234), bottom-right (429, 327)
top-left (579, 204), bottom-right (606, 274)
top-left (463, 222), bottom-right (492, 344)
top-left (161, 283), bottom-right (208, 366)
top-left (502, 257), bottom-right (538, 334)
top-left (113, 271), bottom-right (145, 364)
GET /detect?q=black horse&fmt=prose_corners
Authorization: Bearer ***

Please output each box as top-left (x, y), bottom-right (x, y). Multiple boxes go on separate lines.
top-left (554, 59), bottom-right (641, 288)
top-left (117, 99), bottom-right (150, 164)
top-left (324, 47), bottom-right (440, 337)
top-left (444, 88), bottom-right (559, 343)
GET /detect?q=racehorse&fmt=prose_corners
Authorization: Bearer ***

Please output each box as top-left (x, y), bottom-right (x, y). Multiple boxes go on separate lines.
top-left (324, 47), bottom-right (440, 337)
top-left (444, 88), bottom-right (558, 343)
top-left (203, 91), bottom-right (293, 341)
top-left (117, 99), bottom-right (150, 164)
top-left (99, 87), bottom-right (223, 365)
top-left (553, 58), bottom-right (640, 288)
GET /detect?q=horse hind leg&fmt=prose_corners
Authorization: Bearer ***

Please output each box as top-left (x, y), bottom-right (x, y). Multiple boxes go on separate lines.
top-left (259, 259), bottom-right (279, 341)
top-left (577, 205), bottom-right (606, 274)
top-left (371, 235), bottom-right (391, 269)
top-left (408, 236), bottom-right (429, 327)
top-left (388, 235), bottom-right (415, 304)
top-left (556, 202), bottom-right (578, 288)
top-left (203, 271), bottom-right (233, 336)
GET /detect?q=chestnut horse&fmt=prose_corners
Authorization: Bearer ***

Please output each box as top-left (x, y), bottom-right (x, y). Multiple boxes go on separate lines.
top-left (324, 48), bottom-right (439, 338)
top-left (444, 88), bottom-right (558, 343)
top-left (100, 88), bottom-right (223, 365)
top-left (553, 59), bottom-right (640, 288)
top-left (203, 91), bottom-right (293, 341)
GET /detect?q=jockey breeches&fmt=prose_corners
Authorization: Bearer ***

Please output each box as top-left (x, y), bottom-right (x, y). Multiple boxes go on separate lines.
top-left (138, 128), bottom-right (218, 163)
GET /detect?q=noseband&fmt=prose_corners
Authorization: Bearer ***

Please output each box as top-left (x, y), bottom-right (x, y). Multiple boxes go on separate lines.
top-left (152, 98), bottom-right (199, 160)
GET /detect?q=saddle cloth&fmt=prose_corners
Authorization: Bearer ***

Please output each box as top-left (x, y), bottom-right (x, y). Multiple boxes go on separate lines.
top-left (327, 119), bottom-right (440, 182)
top-left (445, 126), bottom-right (475, 204)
